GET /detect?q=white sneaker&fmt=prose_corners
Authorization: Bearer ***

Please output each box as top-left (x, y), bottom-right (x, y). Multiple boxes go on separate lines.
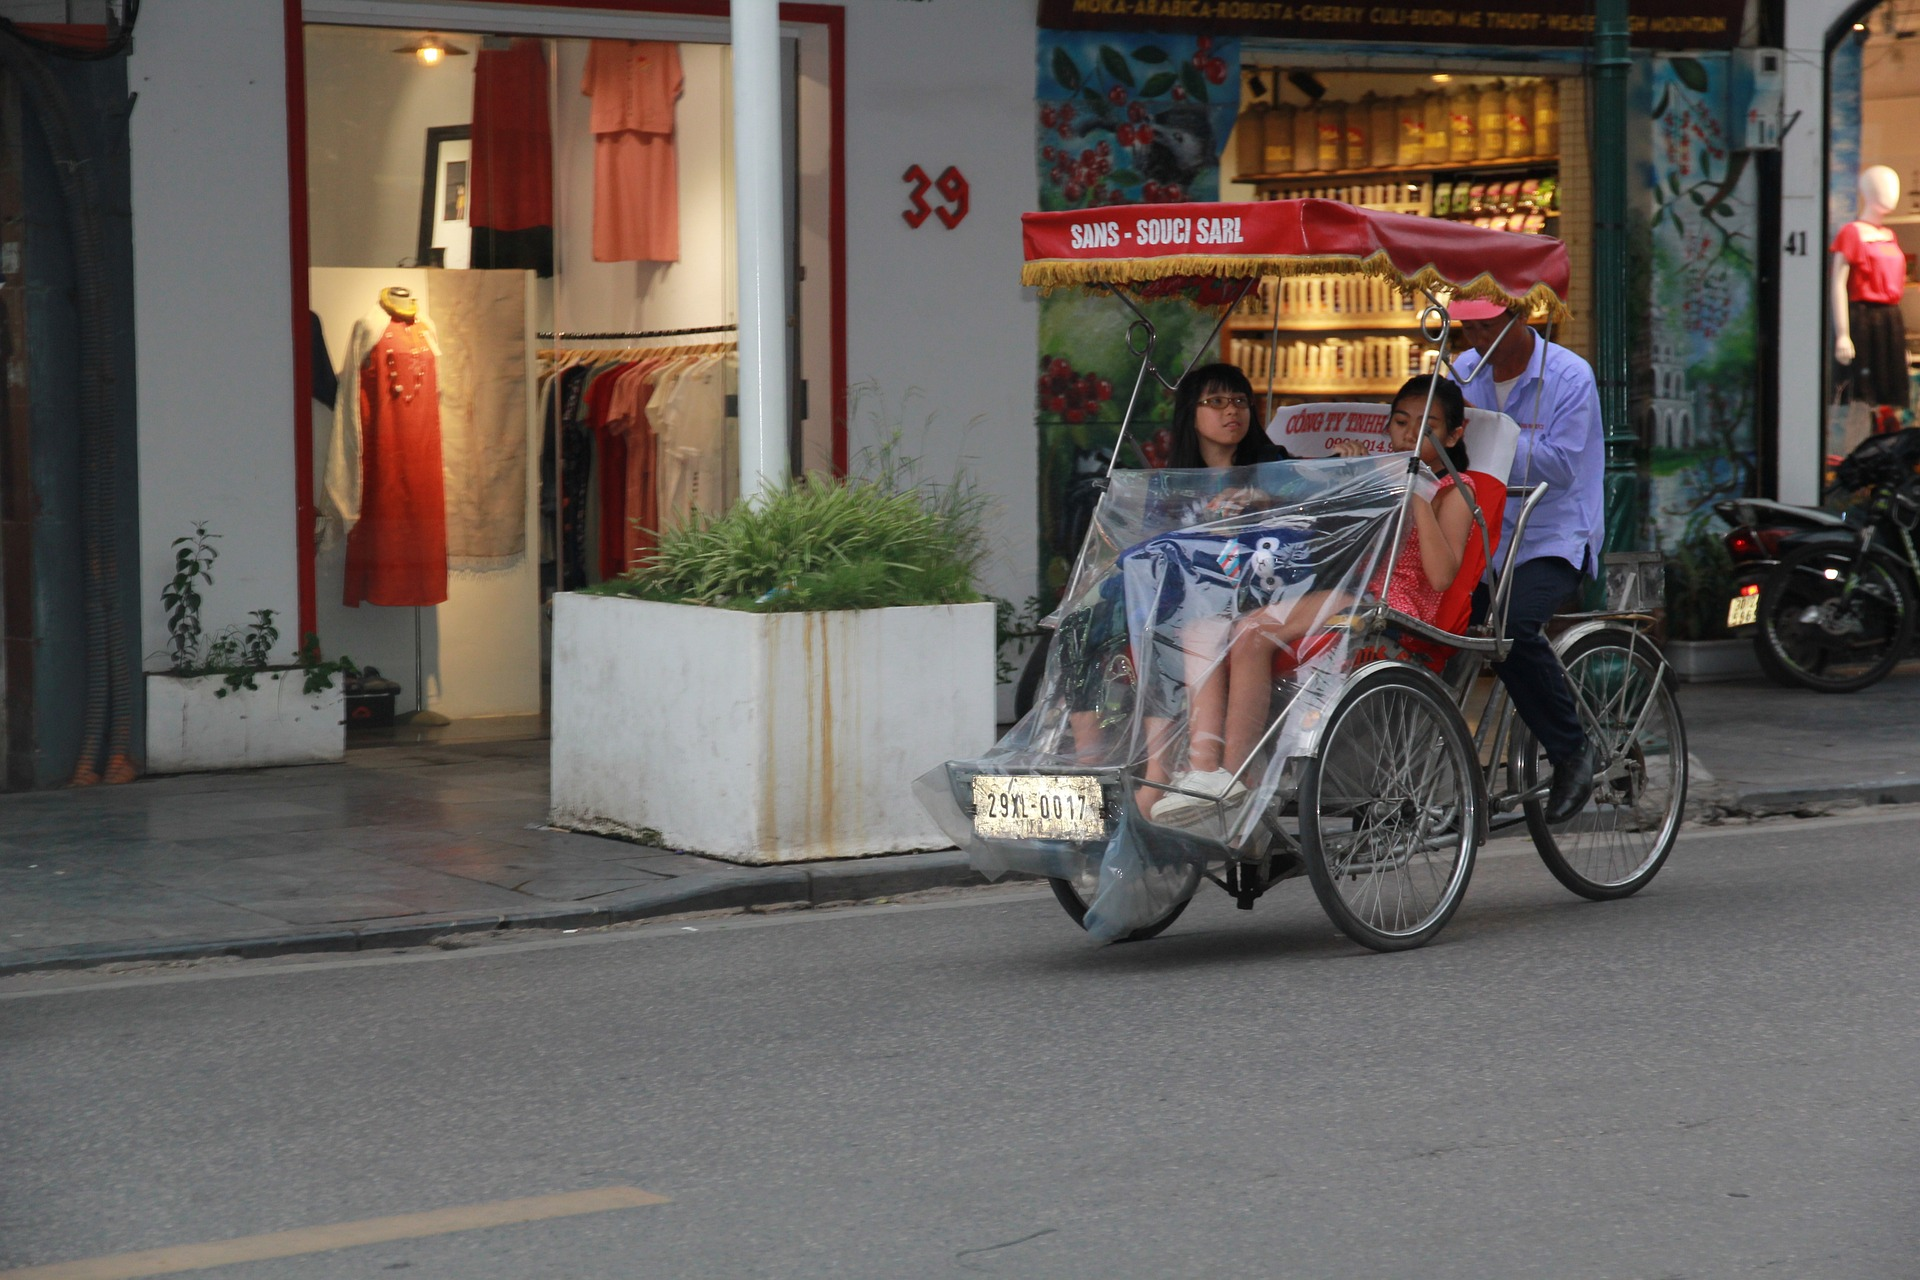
top-left (1150, 769), bottom-right (1248, 828)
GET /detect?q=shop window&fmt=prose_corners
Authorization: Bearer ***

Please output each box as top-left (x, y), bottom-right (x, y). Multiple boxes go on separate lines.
top-left (300, 20), bottom-right (824, 738)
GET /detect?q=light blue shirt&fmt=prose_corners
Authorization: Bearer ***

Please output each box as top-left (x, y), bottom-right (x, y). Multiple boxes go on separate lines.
top-left (1452, 333), bottom-right (1605, 577)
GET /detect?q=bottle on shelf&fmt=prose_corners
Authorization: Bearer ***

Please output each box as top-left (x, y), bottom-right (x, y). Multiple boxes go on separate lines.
top-left (1265, 103), bottom-right (1294, 173)
top-left (1317, 101), bottom-right (1346, 170)
top-left (1345, 98), bottom-right (1368, 170)
top-left (1368, 94), bottom-right (1396, 168)
top-left (1422, 91), bottom-right (1451, 165)
top-left (1447, 88), bottom-right (1476, 163)
top-left (1396, 95), bottom-right (1425, 167)
top-left (1291, 101), bottom-right (1318, 173)
top-left (1505, 80), bottom-right (1534, 158)
top-left (1476, 82), bottom-right (1506, 161)
top-left (1237, 98), bottom-right (1270, 177)
top-left (1534, 79), bottom-right (1559, 156)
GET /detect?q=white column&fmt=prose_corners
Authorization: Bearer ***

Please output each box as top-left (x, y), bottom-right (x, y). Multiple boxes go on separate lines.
top-left (1779, 0), bottom-right (1860, 504)
top-left (733, 0), bottom-right (789, 498)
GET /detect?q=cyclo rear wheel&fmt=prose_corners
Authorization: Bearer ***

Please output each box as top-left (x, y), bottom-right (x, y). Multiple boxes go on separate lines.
top-left (1516, 626), bottom-right (1686, 900)
top-left (1300, 665), bottom-right (1483, 952)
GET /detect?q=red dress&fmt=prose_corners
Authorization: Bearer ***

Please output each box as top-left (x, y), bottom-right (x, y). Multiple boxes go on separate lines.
top-left (470, 38), bottom-right (553, 235)
top-left (344, 317), bottom-right (449, 607)
top-left (1367, 475), bottom-right (1456, 624)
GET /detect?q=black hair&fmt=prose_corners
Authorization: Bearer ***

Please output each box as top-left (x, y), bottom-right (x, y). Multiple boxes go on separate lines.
top-left (1164, 363), bottom-right (1282, 468)
top-left (1391, 375), bottom-right (1469, 472)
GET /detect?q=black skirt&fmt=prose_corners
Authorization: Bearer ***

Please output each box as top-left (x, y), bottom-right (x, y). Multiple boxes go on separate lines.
top-left (1845, 300), bottom-right (1910, 407)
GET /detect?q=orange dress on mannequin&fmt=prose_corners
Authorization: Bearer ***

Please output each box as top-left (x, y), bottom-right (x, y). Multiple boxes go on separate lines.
top-left (581, 40), bottom-right (683, 262)
top-left (343, 317), bottom-right (450, 607)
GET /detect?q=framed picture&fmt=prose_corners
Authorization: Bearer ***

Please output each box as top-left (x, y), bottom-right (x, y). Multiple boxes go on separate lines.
top-left (416, 124), bottom-right (472, 270)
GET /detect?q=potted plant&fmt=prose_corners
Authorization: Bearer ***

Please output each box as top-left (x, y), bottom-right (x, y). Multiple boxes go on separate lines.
top-left (1662, 516), bottom-right (1760, 682)
top-left (146, 524), bottom-right (357, 773)
top-left (549, 463), bottom-right (998, 864)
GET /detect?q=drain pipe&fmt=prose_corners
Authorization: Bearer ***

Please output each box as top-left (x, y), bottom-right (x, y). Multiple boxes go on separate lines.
top-left (0, 34), bottom-right (135, 785)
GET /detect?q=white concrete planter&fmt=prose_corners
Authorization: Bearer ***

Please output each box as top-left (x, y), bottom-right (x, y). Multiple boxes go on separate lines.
top-left (1664, 638), bottom-right (1762, 683)
top-left (550, 594), bottom-right (997, 863)
top-left (145, 671), bottom-right (346, 773)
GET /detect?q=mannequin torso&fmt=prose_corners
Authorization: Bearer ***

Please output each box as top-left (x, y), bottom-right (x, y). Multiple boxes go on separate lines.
top-left (1833, 165), bottom-right (1904, 364)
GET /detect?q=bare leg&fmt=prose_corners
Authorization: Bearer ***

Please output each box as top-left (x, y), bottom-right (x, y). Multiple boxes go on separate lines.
top-left (1136, 716), bottom-right (1177, 812)
top-left (1183, 617), bottom-right (1231, 774)
top-left (1068, 710), bottom-right (1105, 765)
top-left (1224, 620), bottom-right (1281, 774)
top-left (1222, 591), bottom-right (1354, 774)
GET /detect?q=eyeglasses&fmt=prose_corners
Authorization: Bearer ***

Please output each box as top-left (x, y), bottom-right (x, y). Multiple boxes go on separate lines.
top-left (1197, 394), bottom-right (1251, 411)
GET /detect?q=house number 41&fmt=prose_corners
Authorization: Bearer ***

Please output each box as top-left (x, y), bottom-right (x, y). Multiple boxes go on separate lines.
top-left (903, 165), bottom-right (969, 229)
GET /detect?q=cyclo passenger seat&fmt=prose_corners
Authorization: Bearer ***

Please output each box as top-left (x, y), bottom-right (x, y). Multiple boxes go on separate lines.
top-left (1266, 405), bottom-right (1521, 674)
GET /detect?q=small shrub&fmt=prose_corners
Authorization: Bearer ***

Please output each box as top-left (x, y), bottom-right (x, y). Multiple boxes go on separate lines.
top-left (1663, 517), bottom-right (1736, 642)
top-left (593, 464), bottom-right (989, 613)
top-left (158, 522), bottom-right (355, 694)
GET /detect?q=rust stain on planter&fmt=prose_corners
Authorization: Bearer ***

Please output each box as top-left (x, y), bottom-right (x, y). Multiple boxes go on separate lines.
top-left (818, 611), bottom-right (836, 853)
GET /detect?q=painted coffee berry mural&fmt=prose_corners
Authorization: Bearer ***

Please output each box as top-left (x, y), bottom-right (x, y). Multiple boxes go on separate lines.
top-left (1035, 32), bottom-right (1239, 211)
top-left (1033, 29), bottom-right (1240, 594)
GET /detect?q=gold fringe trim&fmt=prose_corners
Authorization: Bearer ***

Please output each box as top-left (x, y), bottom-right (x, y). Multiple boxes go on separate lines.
top-left (1020, 250), bottom-right (1572, 321)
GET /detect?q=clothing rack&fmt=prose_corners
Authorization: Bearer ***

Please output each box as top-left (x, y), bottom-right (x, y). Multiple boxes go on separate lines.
top-left (535, 324), bottom-right (736, 341)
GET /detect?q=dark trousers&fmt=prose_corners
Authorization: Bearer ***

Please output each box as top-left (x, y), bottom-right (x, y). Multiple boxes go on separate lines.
top-left (1472, 557), bottom-right (1588, 766)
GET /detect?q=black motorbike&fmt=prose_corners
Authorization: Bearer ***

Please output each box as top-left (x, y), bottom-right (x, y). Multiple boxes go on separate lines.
top-left (1716, 428), bottom-right (1920, 694)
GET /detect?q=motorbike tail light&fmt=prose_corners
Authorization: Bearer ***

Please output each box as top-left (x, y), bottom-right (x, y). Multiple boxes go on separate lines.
top-left (1755, 528), bottom-right (1785, 556)
top-left (1739, 583), bottom-right (1760, 597)
top-left (1725, 530), bottom-right (1762, 560)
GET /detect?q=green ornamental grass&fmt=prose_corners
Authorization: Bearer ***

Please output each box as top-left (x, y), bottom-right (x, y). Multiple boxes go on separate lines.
top-left (591, 469), bottom-right (989, 613)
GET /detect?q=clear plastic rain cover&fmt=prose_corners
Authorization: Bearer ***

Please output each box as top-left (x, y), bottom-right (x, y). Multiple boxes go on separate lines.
top-left (917, 453), bottom-right (1415, 942)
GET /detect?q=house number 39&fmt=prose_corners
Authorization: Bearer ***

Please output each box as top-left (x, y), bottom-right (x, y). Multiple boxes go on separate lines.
top-left (903, 165), bottom-right (969, 229)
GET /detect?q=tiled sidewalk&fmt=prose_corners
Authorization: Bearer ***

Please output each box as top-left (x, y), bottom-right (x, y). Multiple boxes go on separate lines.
top-left (3, 667), bottom-right (1918, 972)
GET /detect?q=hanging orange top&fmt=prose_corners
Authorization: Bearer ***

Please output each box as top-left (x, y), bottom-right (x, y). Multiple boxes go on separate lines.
top-left (582, 40), bottom-right (682, 135)
top-left (581, 40), bottom-right (684, 263)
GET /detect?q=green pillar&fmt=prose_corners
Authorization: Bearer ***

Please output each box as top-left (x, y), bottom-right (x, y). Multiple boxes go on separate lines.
top-left (1592, 0), bottom-right (1640, 553)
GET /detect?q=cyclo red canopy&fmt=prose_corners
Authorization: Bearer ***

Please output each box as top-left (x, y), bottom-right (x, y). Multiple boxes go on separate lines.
top-left (1021, 198), bottom-right (1571, 320)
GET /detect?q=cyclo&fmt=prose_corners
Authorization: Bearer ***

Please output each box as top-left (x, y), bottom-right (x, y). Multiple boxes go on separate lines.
top-left (917, 198), bottom-right (1688, 952)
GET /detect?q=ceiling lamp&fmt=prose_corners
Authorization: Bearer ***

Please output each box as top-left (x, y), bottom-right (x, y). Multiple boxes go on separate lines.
top-left (393, 34), bottom-right (469, 66)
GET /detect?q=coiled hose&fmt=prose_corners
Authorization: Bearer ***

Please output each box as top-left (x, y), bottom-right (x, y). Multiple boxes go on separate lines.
top-left (0, 34), bottom-right (134, 785)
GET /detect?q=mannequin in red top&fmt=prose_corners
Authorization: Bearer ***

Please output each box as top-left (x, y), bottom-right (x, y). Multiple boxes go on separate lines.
top-left (1831, 165), bottom-right (1911, 427)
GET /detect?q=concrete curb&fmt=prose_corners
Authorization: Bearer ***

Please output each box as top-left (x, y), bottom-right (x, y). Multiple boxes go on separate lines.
top-left (8, 771), bottom-right (1913, 976)
top-left (1724, 776), bottom-right (1920, 815)
top-left (0, 850), bottom-right (1028, 977)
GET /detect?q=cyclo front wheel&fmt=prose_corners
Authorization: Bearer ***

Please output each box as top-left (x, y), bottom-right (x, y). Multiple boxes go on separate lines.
top-left (1755, 541), bottom-right (1917, 694)
top-left (1516, 626), bottom-right (1686, 900)
top-left (1300, 665), bottom-right (1483, 953)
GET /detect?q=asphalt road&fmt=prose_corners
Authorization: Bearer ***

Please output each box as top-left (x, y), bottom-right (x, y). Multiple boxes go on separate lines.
top-left (5, 808), bottom-right (1919, 1279)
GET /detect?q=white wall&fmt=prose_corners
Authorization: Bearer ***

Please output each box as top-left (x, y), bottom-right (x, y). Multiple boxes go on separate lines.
top-left (839, 0), bottom-right (1040, 621)
top-left (1781, 0), bottom-right (1860, 504)
top-left (129, 0), bottom-right (301, 664)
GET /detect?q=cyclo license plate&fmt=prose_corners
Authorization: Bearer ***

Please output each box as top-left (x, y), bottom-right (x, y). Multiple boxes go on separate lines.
top-left (1726, 592), bottom-right (1759, 628)
top-left (971, 775), bottom-right (1106, 841)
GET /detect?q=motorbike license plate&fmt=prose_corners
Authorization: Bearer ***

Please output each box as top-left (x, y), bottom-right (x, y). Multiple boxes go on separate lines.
top-left (1726, 592), bottom-right (1759, 628)
top-left (971, 775), bottom-right (1106, 841)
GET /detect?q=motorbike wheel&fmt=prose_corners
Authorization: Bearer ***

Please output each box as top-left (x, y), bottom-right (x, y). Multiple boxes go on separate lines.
top-left (1046, 871), bottom-right (1192, 943)
top-left (1517, 628), bottom-right (1687, 901)
top-left (1755, 542), bottom-right (1917, 694)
